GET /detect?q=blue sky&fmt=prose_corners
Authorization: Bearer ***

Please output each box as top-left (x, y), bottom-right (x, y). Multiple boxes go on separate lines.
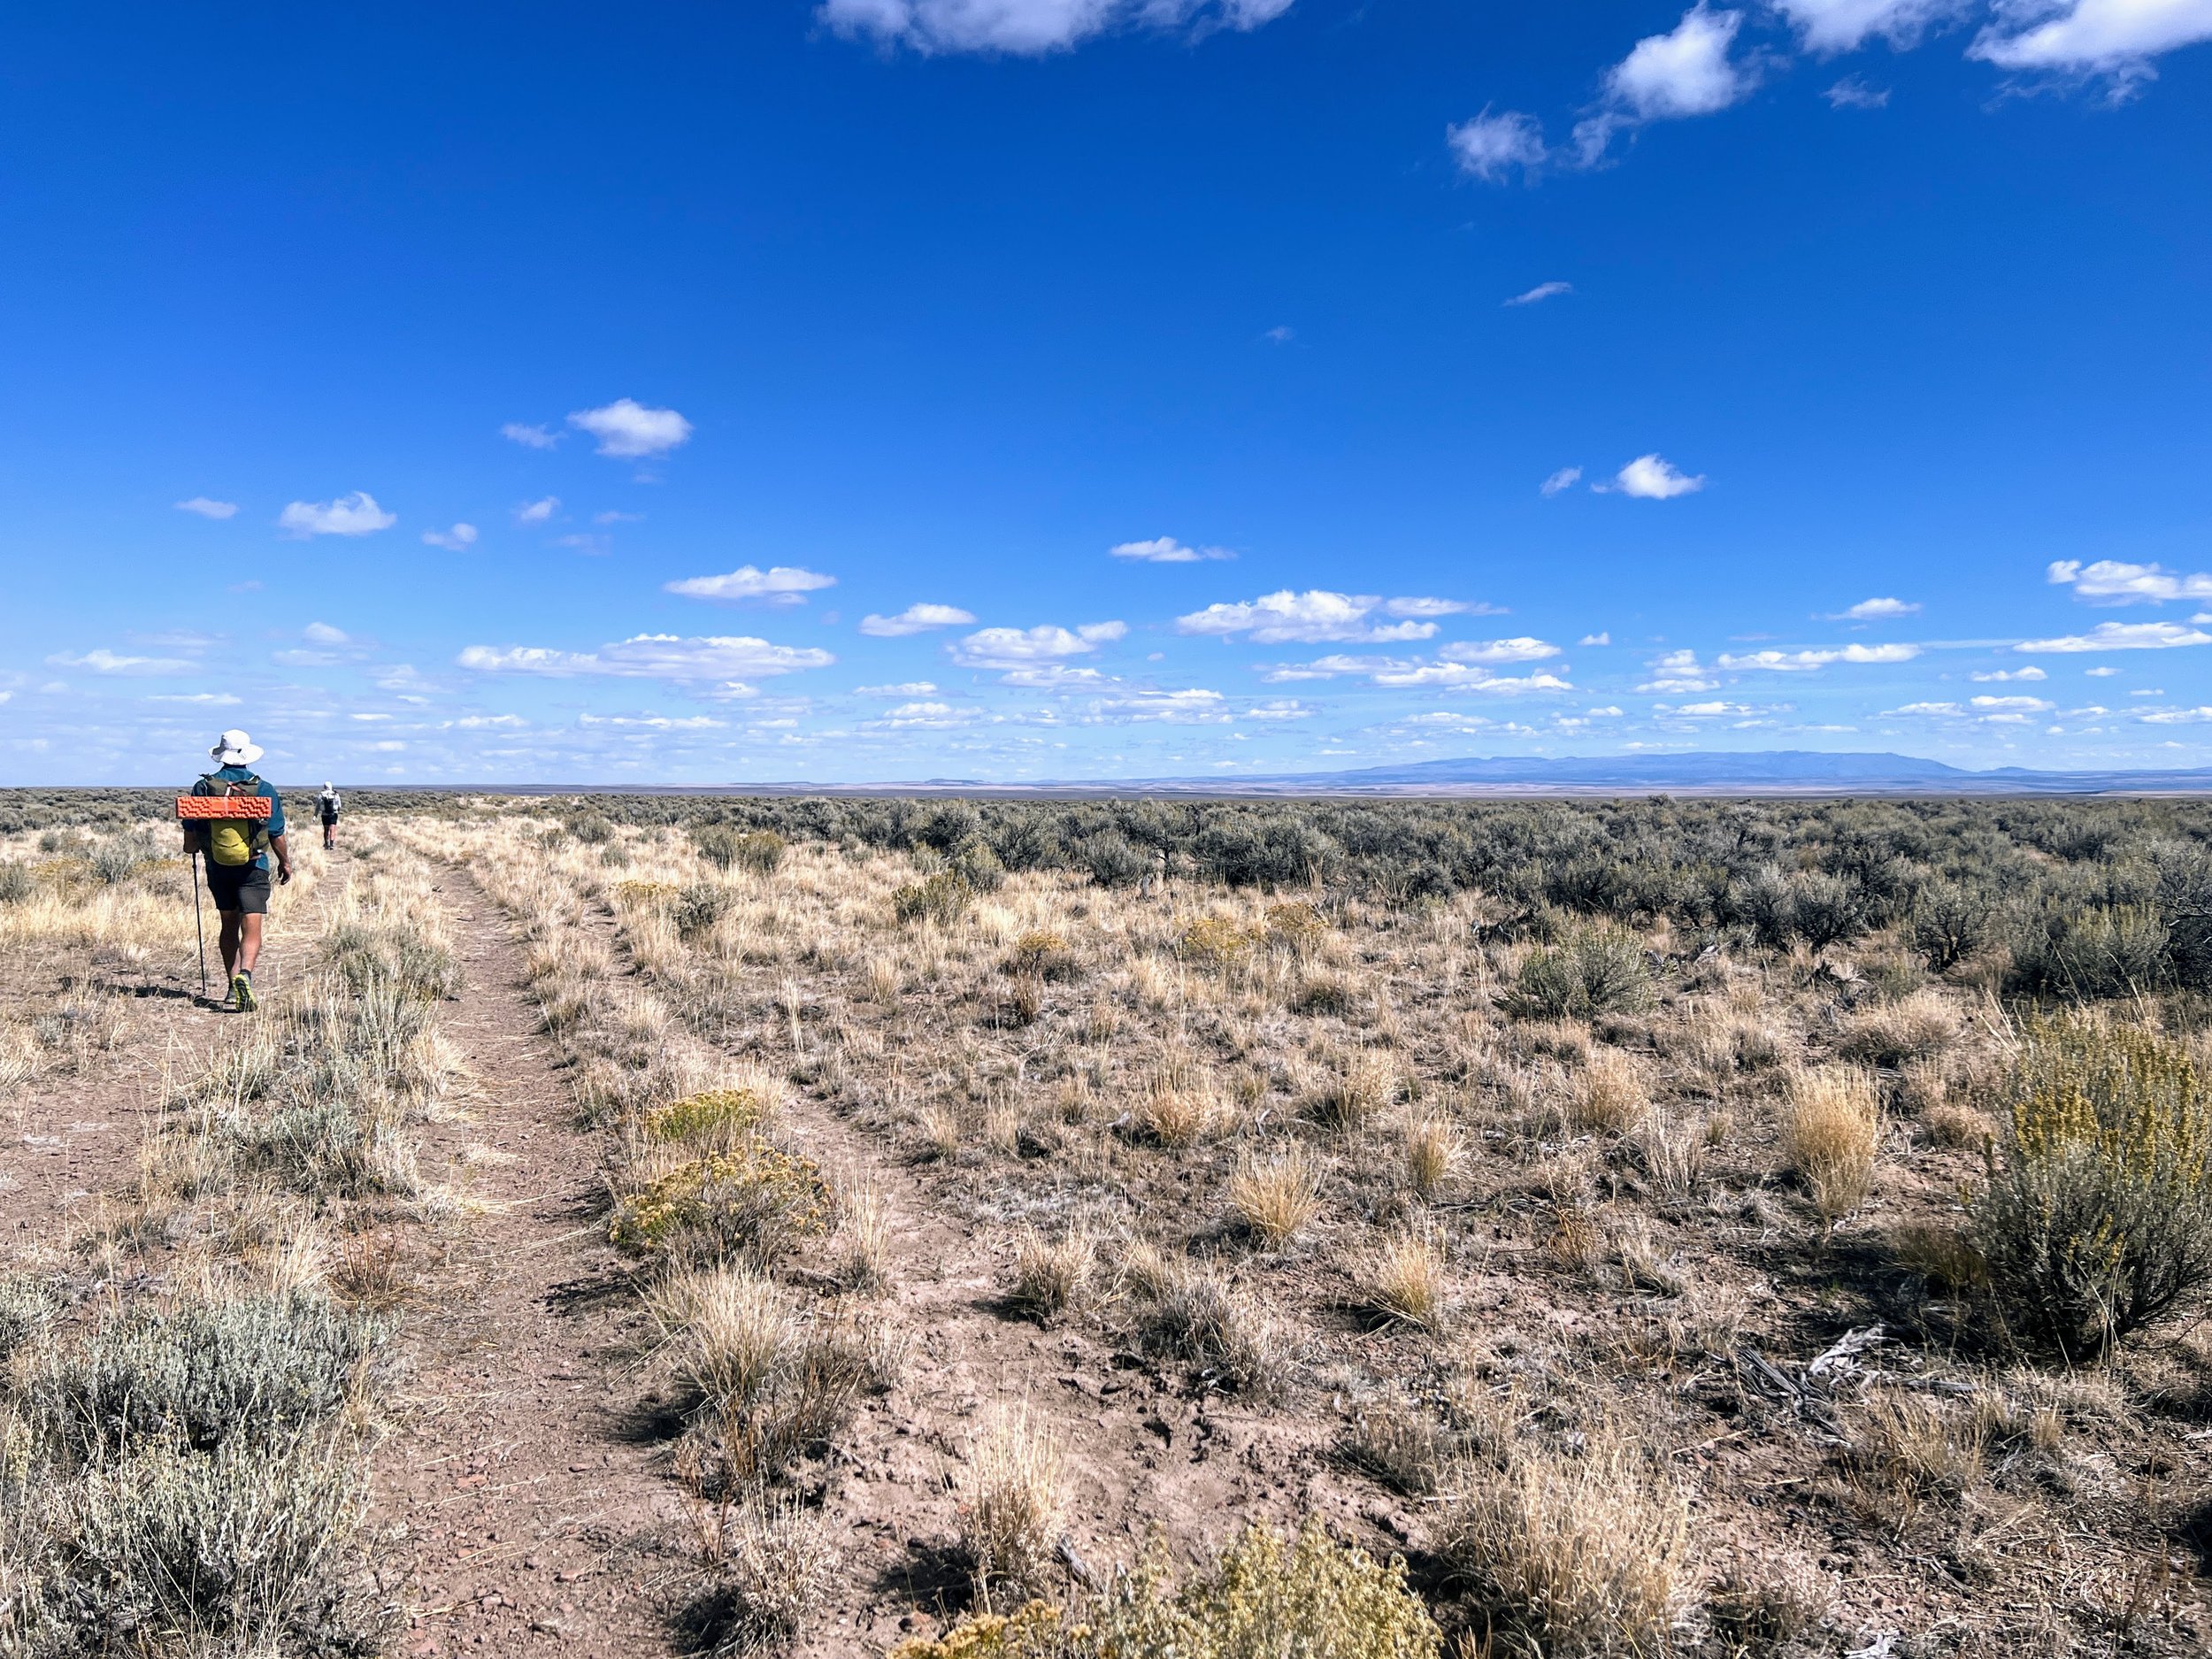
top-left (2, 1), bottom-right (2208, 784)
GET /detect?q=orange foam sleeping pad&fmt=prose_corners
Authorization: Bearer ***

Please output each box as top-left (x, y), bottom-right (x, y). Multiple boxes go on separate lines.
top-left (176, 795), bottom-right (274, 820)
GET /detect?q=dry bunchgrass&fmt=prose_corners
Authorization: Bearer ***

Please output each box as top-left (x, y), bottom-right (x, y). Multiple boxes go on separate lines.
top-left (1836, 987), bottom-right (1959, 1067)
top-left (1302, 1048), bottom-right (1396, 1133)
top-left (1008, 1228), bottom-right (1094, 1318)
top-left (1785, 1066), bottom-right (1884, 1221)
top-left (1227, 1143), bottom-right (1324, 1245)
top-left (1360, 1231), bottom-right (1449, 1331)
top-left (1436, 1418), bottom-right (1694, 1656)
top-left (959, 1406), bottom-right (1064, 1601)
top-left (1401, 1115), bottom-right (1462, 1202)
top-left (1565, 1048), bottom-right (1647, 1136)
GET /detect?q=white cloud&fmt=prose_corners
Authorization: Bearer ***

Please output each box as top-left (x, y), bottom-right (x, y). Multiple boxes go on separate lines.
top-left (1110, 536), bottom-right (1234, 563)
top-left (854, 680), bottom-right (941, 696)
top-left (150, 691), bottom-right (242, 705)
top-left (1263, 325), bottom-right (1296, 344)
top-left (2016, 620), bottom-right (2212, 652)
top-left (516, 496), bottom-right (560, 525)
top-left (1448, 109), bottom-right (1549, 180)
top-left (456, 634), bottom-right (833, 680)
top-left (577, 712), bottom-right (728, 731)
top-left (1241, 699), bottom-right (1314, 720)
top-left (2140, 705), bottom-right (2212, 725)
top-left (2047, 557), bottom-right (2212, 603)
top-left (1385, 596), bottom-right (1499, 618)
top-left (303, 621), bottom-right (350, 645)
top-left (1081, 689), bottom-right (1233, 725)
top-left (950, 622), bottom-right (1125, 669)
top-left (1176, 589), bottom-right (1439, 644)
top-left (1636, 649), bottom-right (1718, 693)
top-left (1889, 701), bottom-right (1962, 716)
top-left (818, 0), bottom-right (1293, 56)
top-left (1972, 0), bottom-right (2212, 75)
top-left (595, 511), bottom-right (646, 525)
top-left (1841, 595), bottom-right (1919, 618)
top-left (568, 398), bottom-right (693, 459)
top-left (1971, 694), bottom-right (2055, 711)
top-left (1371, 664), bottom-right (1574, 694)
top-left (1580, 632), bottom-right (1612, 646)
top-left (175, 496), bottom-right (238, 519)
top-left (1575, 5), bottom-right (1753, 163)
top-left (1439, 637), bottom-right (1563, 664)
top-left (1541, 466), bottom-right (1584, 496)
top-left (423, 523), bottom-right (479, 551)
top-left (46, 648), bottom-right (194, 675)
top-left (1660, 700), bottom-right (1764, 717)
top-left (1599, 454), bottom-right (1707, 499)
top-left (1771, 0), bottom-right (1962, 51)
top-left (864, 700), bottom-right (979, 731)
top-left (1972, 665), bottom-right (2047, 680)
top-left (2086, 664), bottom-right (2123, 676)
top-left (1717, 642), bottom-right (1921, 669)
top-left (859, 603), bottom-right (978, 637)
top-left (998, 664), bottom-right (1112, 688)
top-left (1505, 280), bottom-right (1573, 306)
top-left (501, 421), bottom-right (562, 449)
top-left (1824, 73), bottom-right (1893, 105)
top-left (665, 565), bottom-right (837, 605)
top-left (278, 491), bottom-right (396, 538)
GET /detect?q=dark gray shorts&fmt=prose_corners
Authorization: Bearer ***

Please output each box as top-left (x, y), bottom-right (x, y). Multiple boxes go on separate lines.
top-left (205, 859), bottom-right (272, 915)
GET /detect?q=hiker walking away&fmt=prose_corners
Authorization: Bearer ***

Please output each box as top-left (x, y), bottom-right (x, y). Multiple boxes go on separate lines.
top-left (318, 781), bottom-right (342, 850)
top-left (180, 730), bottom-right (292, 1011)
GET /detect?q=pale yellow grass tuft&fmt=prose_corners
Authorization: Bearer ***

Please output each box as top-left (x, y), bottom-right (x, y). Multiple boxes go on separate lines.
top-left (1566, 1048), bottom-right (1647, 1136)
top-left (1009, 1228), bottom-right (1094, 1317)
top-left (649, 1263), bottom-right (794, 1405)
top-left (1226, 1143), bottom-right (1324, 1245)
top-left (960, 1406), bottom-right (1064, 1600)
top-left (1785, 1066), bottom-right (1884, 1221)
top-left (1401, 1115), bottom-right (1462, 1201)
top-left (1360, 1230), bottom-right (1449, 1330)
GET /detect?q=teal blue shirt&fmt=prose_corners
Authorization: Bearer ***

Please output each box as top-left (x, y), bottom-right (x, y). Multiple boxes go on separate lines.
top-left (206, 765), bottom-right (285, 867)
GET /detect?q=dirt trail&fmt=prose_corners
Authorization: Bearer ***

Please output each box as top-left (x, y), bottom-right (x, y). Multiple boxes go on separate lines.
top-left (371, 864), bottom-right (686, 1657)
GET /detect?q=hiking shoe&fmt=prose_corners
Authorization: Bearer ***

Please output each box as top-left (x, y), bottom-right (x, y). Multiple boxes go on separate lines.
top-left (231, 973), bottom-right (257, 1012)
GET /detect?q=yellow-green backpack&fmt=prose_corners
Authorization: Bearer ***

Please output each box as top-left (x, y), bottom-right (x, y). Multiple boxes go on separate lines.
top-left (194, 773), bottom-right (268, 868)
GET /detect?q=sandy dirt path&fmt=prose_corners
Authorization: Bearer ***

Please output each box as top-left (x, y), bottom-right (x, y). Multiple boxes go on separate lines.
top-left (372, 864), bottom-right (687, 1657)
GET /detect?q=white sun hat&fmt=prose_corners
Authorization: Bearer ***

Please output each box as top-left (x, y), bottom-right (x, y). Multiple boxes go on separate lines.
top-left (211, 729), bottom-right (265, 767)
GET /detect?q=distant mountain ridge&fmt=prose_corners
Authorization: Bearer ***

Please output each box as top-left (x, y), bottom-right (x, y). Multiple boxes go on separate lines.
top-left (342, 749), bottom-right (2212, 797)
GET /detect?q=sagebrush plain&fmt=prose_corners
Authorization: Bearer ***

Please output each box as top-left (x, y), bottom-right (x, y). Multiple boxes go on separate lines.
top-left (1, 789), bottom-right (2208, 1657)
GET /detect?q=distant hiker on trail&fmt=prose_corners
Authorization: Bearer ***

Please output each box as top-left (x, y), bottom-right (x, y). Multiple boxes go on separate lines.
top-left (180, 730), bottom-right (292, 1011)
top-left (319, 782), bottom-right (342, 849)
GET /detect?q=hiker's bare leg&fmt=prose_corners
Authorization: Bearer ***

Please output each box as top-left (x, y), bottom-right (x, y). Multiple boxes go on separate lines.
top-left (219, 911), bottom-right (242, 979)
top-left (237, 913), bottom-right (264, 975)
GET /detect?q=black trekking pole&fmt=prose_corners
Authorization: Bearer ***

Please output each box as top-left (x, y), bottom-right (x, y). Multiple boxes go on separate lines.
top-left (190, 849), bottom-right (208, 1002)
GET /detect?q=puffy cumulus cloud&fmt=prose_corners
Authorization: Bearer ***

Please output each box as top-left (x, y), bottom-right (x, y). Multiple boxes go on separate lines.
top-left (2047, 557), bottom-right (2212, 604)
top-left (1240, 699), bottom-right (1315, 720)
top-left (1656, 699), bottom-right (1771, 717)
top-left (1439, 637), bottom-right (1563, 664)
top-left (568, 398), bottom-right (692, 459)
top-left (853, 680), bottom-right (940, 696)
top-left (1080, 689), bottom-right (1233, 725)
top-left (1770, 0), bottom-right (1965, 51)
top-left (1110, 536), bottom-right (1233, 563)
top-left (1888, 701), bottom-right (1963, 716)
top-left (1505, 280), bottom-right (1573, 306)
top-left (1369, 662), bottom-right (1574, 694)
top-left (1580, 632), bottom-right (1612, 646)
top-left (1973, 694), bottom-right (2056, 711)
top-left (997, 664), bottom-right (1112, 689)
top-left (2140, 706), bottom-right (2212, 725)
top-left (456, 634), bottom-right (833, 681)
top-left (861, 603), bottom-right (979, 638)
top-left (577, 713), bottom-right (728, 731)
top-left (45, 647), bottom-right (195, 675)
top-left (1540, 466), bottom-right (1584, 496)
top-left (515, 496), bottom-right (560, 526)
top-left (1840, 596), bottom-right (1919, 618)
top-left (1972, 0), bottom-right (2212, 75)
top-left (175, 496), bottom-right (238, 519)
top-left (423, 523), bottom-right (478, 551)
top-left (303, 621), bottom-right (350, 646)
top-left (819, 0), bottom-right (1294, 55)
top-left (1176, 589), bottom-right (1440, 644)
top-left (1574, 5), bottom-right (1754, 162)
top-left (278, 491), bottom-right (396, 538)
top-left (1598, 454), bottom-right (1707, 499)
top-left (1448, 108), bottom-right (1550, 180)
top-left (1637, 649), bottom-right (1718, 693)
top-left (862, 700), bottom-right (982, 731)
top-left (500, 422), bottom-right (561, 449)
top-left (1972, 665), bottom-right (2047, 680)
top-left (949, 621), bottom-right (1125, 669)
top-left (2016, 621), bottom-right (2212, 652)
top-left (1717, 642), bottom-right (1921, 669)
top-left (664, 565), bottom-right (837, 605)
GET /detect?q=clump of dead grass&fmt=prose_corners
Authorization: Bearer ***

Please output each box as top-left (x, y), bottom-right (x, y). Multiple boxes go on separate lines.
top-left (1227, 1144), bottom-right (1324, 1245)
top-left (1783, 1066), bottom-right (1883, 1221)
top-left (959, 1406), bottom-right (1064, 1603)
